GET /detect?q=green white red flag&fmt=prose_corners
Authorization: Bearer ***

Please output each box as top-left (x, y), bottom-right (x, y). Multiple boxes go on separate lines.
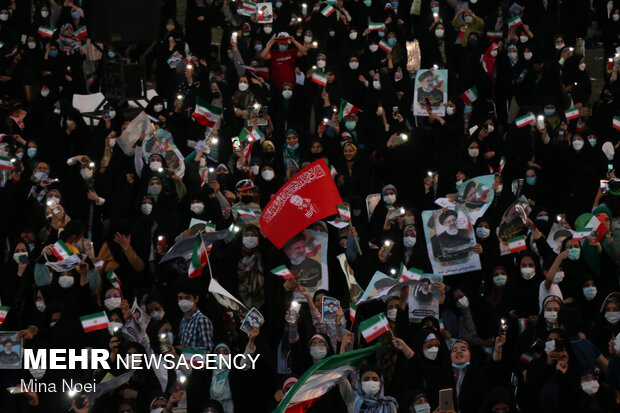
top-left (192, 98), bottom-right (224, 127)
top-left (80, 312), bottom-right (109, 333)
top-left (188, 234), bottom-right (208, 278)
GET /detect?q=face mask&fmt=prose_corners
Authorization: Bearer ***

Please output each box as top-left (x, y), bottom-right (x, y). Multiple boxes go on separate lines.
top-left (508, 52), bottom-right (518, 60)
top-left (464, 15), bottom-right (473, 23)
top-left (310, 346), bottom-right (327, 360)
top-left (497, 184), bottom-right (503, 193)
top-left (248, 164), bottom-right (259, 175)
top-left (543, 108), bottom-right (556, 116)
top-left (264, 26), bottom-right (272, 34)
top-left (583, 286), bottom-right (597, 301)
top-left (35, 300), bottom-right (46, 312)
top-left (13, 251), bottom-right (27, 264)
top-left (452, 361), bottom-right (470, 369)
top-left (346, 61), bottom-right (360, 71)
top-left (387, 38), bottom-right (397, 47)
top-left (47, 196), bottom-right (60, 205)
top-left (30, 367), bottom-right (46, 379)
top-left (49, 320), bottom-right (57, 327)
top-left (178, 299), bottom-right (194, 313)
top-left (581, 380), bottom-right (600, 395)
top-left (190, 203), bottom-right (205, 215)
top-left (423, 346), bottom-right (439, 360)
top-left (81, 168), bottom-right (94, 180)
top-left (148, 184), bottom-right (162, 195)
top-left (65, 120), bottom-right (74, 128)
top-left (304, 35), bottom-right (313, 43)
top-left (345, 121), bottom-right (357, 130)
top-left (150, 161), bottom-right (162, 172)
top-left (238, 82), bottom-right (249, 92)
top-left (0, 14), bottom-right (9, 21)
top-left (349, 32), bottom-right (358, 40)
top-left (468, 148), bottom-right (479, 158)
top-left (552, 271), bottom-right (564, 284)
top-left (41, 10), bottom-right (49, 18)
top-left (242, 236), bottom-right (259, 249)
top-left (588, 138), bottom-right (596, 147)
top-left (58, 275), bottom-right (74, 289)
top-left (493, 274), bottom-right (508, 287)
top-left (104, 297), bottom-right (122, 310)
top-left (372, 81), bottom-right (381, 90)
top-left (435, 29), bottom-right (444, 38)
top-left (253, 43), bottom-right (263, 53)
top-left (261, 169), bottom-right (275, 181)
top-left (526, 176), bottom-right (537, 186)
top-left (378, 31), bottom-right (385, 38)
top-left (150, 310), bottom-right (165, 321)
top-left (40, 88), bottom-right (51, 99)
top-left (571, 139), bottom-right (585, 151)
top-left (614, 13), bottom-right (620, 22)
top-left (490, 49), bottom-right (498, 57)
top-left (105, 50), bottom-right (115, 58)
top-left (153, 104), bottom-right (163, 112)
top-left (445, 106), bottom-right (455, 116)
top-left (383, 194), bottom-right (396, 205)
top-left (329, 31), bottom-right (335, 37)
top-left (605, 311), bottom-right (620, 324)
top-left (141, 203), bottom-right (152, 215)
top-left (486, 124), bottom-right (494, 133)
top-left (364, 0), bottom-right (371, 6)
top-left (457, 296), bottom-right (469, 309)
top-left (414, 404), bottom-right (431, 413)
top-left (555, 43), bottom-right (565, 50)
top-left (386, 308), bottom-right (398, 321)
top-left (455, 179), bottom-right (463, 186)
top-left (53, 108), bottom-right (61, 116)
top-left (369, 44), bottom-right (378, 53)
top-left (475, 227), bottom-right (490, 239)
top-left (376, 106), bottom-right (384, 116)
top-left (544, 311), bottom-right (557, 322)
top-left (519, 35), bottom-right (529, 43)
top-left (27, 42), bottom-right (37, 50)
top-left (361, 380), bottom-right (381, 396)
top-left (49, 50), bottom-right (58, 58)
top-left (71, 11), bottom-right (80, 19)
top-left (524, 52), bottom-right (533, 60)
top-left (278, 44), bottom-right (288, 52)
top-left (521, 267), bottom-right (535, 280)
top-left (568, 247), bottom-right (581, 260)
top-left (316, 60), bottom-right (327, 70)
top-left (108, 321), bottom-right (123, 335)
top-left (403, 237), bottom-right (416, 248)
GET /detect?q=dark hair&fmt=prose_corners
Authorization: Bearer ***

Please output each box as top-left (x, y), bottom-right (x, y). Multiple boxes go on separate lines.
top-left (558, 307), bottom-right (583, 336)
top-left (59, 220), bottom-right (85, 242)
top-left (439, 210), bottom-right (458, 225)
top-left (178, 278), bottom-right (200, 297)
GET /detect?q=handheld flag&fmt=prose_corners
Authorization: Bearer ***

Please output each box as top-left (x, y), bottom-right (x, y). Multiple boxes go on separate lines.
top-left (188, 234), bottom-right (208, 278)
top-left (460, 86), bottom-right (479, 105)
top-left (360, 313), bottom-right (390, 342)
top-left (37, 26), bottom-right (55, 38)
top-left (378, 40), bottom-right (392, 53)
top-left (80, 312), bottom-right (110, 333)
top-left (515, 112), bottom-right (536, 128)
top-left (565, 107), bottom-right (579, 121)
top-left (613, 116), bottom-right (620, 131)
top-left (339, 100), bottom-right (360, 121)
top-left (311, 71), bottom-right (327, 86)
top-left (106, 270), bottom-right (121, 289)
top-left (0, 306), bottom-right (10, 325)
top-left (337, 204), bottom-right (351, 221)
top-left (271, 265), bottom-right (294, 280)
top-left (192, 98), bottom-right (224, 127)
top-left (74, 25), bottom-right (88, 40)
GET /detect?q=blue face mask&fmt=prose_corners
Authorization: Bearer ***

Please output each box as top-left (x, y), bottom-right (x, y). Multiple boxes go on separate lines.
top-left (378, 31), bottom-right (385, 38)
top-left (287, 143), bottom-right (299, 150)
top-left (71, 11), bottom-right (80, 19)
top-left (278, 44), bottom-right (288, 52)
top-left (108, 51), bottom-right (115, 58)
top-left (568, 247), bottom-right (581, 261)
top-left (391, 1), bottom-right (399, 8)
top-left (275, 1), bottom-right (282, 7)
top-left (49, 49), bottom-right (58, 57)
top-left (27, 148), bottom-right (37, 158)
top-left (588, 138), bottom-right (597, 147)
top-left (345, 121), bottom-right (356, 130)
top-left (536, 215), bottom-right (549, 222)
top-left (452, 361), bottom-right (470, 369)
top-left (543, 108), bottom-right (556, 116)
top-left (387, 37), bottom-right (397, 47)
top-left (526, 176), bottom-right (536, 186)
top-left (34, 171), bottom-right (48, 182)
top-left (364, 0), bottom-right (371, 5)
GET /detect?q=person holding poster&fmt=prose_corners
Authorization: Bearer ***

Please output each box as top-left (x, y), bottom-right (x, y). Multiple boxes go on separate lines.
top-left (283, 229), bottom-right (329, 301)
top-left (413, 69), bottom-right (447, 116)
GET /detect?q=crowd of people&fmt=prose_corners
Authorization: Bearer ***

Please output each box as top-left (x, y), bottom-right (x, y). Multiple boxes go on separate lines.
top-left (1, 0), bottom-right (620, 412)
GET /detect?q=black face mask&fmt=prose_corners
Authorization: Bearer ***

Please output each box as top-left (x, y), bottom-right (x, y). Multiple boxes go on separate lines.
top-left (241, 195), bottom-right (253, 204)
top-left (468, 38), bottom-right (479, 47)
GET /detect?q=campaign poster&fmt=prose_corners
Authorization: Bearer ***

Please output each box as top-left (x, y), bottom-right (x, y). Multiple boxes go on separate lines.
top-left (413, 69), bottom-right (447, 117)
top-left (456, 174), bottom-right (495, 224)
top-left (283, 229), bottom-right (329, 303)
top-left (0, 332), bottom-right (21, 369)
top-left (408, 274), bottom-right (443, 322)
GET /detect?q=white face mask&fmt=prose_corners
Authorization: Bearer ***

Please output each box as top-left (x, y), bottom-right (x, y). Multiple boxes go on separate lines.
top-left (329, 31), bottom-right (335, 37)
top-left (148, 184), bottom-right (162, 196)
top-left (150, 161), bottom-right (162, 171)
top-left (605, 311), bottom-right (620, 324)
top-left (579, 63), bottom-right (586, 71)
top-left (486, 124), bottom-right (494, 133)
top-left (27, 42), bottom-right (36, 49)
top-left (109, 138), bottom-right (116, 147)
top-left (414, 403), bottom-right (431, 413)
top-left (58, 275), bottom-right (74, 289)
top-left (349, 32), bottom-right (358, 40)
top-left (261, 169), bottom-right (275, 181)
top-left (544, 311), bottom-right (558, 322)
top-left (35, 300), bottom-right (46, 312)
top-left (251, 165), bottom-right (260, 175)
top-left (446, 106), bottom-right (455, 116)
top-left (524, 52), bottom-right (533, 60)
top-left (520, 267), bottom-right (535, 280)
top-left (383, 194), bottom-right (396, 205)
top-left (581, 380), bottom-right (600, 395)
top-left (80, 168), bottom-right (94, 180)
top-left (190, 203), bottom-right (205, 215)
top-left (552, 271), bottom-right (564, 284)
top-left (41, 11), bottom-right (50, 18)
top-left (361, 380), bottom-right (381, 396)
top-left (423, 346), bottom-right (439, 360)
top-left (476, 227), bottom-right (490, 239)
top-left (369, 44), bottom-right (379, 53)
top-left (468, 148), bottom-right (479, 158)
top-left (349, 61), bottom-right (359, 70)
top-left (573, 140), bottom-right (584, 151)
top-left (13, 252), bottom-right (28, 264)
top-left (555, 43), bottom-right (565, 50)
top-left (497, 184), bottom-right (503, 193)
top-left (490, 49), bottom-right (498, 57)
top-left (178, 299), bottom-right (194, 313)
top-left (0, 13), bottom-right (9, 21)
top-left (41, 89), bottom-right (50, 97)
top-left (387, 308), bottom-right (397, 321)
top-left (108, 110), bottom-right (116, 119)
top-left (242, 236), bottom-right (259, 249)
top-left (141, 203), bottom-right (153, 215)
top-left (153, 104), bottom-right (163, 112)
top-left (457, 296), bottom-right (469, 309)
top-left (519, 36), bottom-right (529, 43)
top-left (493, 274), bottom-right (508, 287)
top-left (435, 29), bottom-right (444, 38)
top-left (614, 13), bottom-right (620, 22)
top-left (104, 297), bottom-right (122, 310)
top-left (464, 15), bottom-right (473, 23)
top-left (403, 236), bottom-right (416, 248)
top-left (264, 26), bottom-right (272, 34)
top-left (304, 36), bottom-right (313, 43)
top-left (372, 80), bottom-right (381, 90)
top-left (376, 106), bottom-right (384, 116)
top-left (282, 90), bottom-right (293, 99)
top-left (238, 82), bottom-right (249, 92)
top-left (150, 310), bottom-right (165, 321)
top-left (310, 346), bottom-right (327, 360)
top-left (108, 321), bottom-right (123, 335)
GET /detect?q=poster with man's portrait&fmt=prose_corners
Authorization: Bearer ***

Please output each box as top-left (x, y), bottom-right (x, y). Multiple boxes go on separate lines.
top-left (547, 223), bottom-right (574, 254)
top-left (456, 174), bottom-right (495, 224)
top-left (257, 3), bottom-right (273, 23)
top-left (408, 274), bottom-right (443, 322)
top-left (122, 299), bottom-right (151, 348)
top-left (240, 307), bottom-right (264, 335)
top-left (413, 69), bottom-right (447, 117)
top-left (284, 229), bottom-right (329, 302)
top-left (0, 332), bottom-right (22, 369)
top-left (142, 129), bottom-right (186, 178)
top-left (497, 196), bottom-right (531, 243)
top-left (321, 296), bottom-right (340, 325)
top-left (422, 206), bottom-right (480, 275)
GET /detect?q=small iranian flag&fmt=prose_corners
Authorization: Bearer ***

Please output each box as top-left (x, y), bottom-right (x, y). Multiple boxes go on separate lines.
top-left (349, 302), bottom-right (357, 323)
top-left (273, 344), bottom-right (379, 413)
top-left (241, 65), bottom-right (270, 79)
top-left (0, 156), bottom-right (14, 170)
top-left (271, 265), bottom-right (294, 280)
top-left (359, 313), bottom-right (390, 343)
top-left (400, 267), bottom-right (423, 282)
top-left (439, 319), bottom-right (445, 333)
top-left (237, 208), bottom-right (257, 219)
top-left (613, 116), bottom-right (620, 131)
top-left (80, 312), bottom-right (110, 333)
top-left (38, 26), bottom-right (55, 38)
top-left (312, 2), bottom-right (321, 12)
top-left (515, 112), bottom-right (536, 128)
top-left (241, 1), bottom-right (257, 12)
top-left (572, 228), bottom-right (594, 242)
top-left (192, 98), bottom-right (225, 127)
top-left (455, 27), bottom-right (465, 45)
top-left (182, 348), bottom-right (206, 368)
top-left (378, 40), bottom-right (392, 53)
top-left (337, 204), bottom-right (351, 221)
top-left (565, 107), bottom-right (579, 120)
top-left (498, 156), bottom-right (506, 173)
top-left (487, 31), bottom-right (502, 39)
top-left (188, 234), bottom-right (208, 278)
top-left (0, 306), bottom-right (9, 324)
top-left (106, 270), bottom-right (121, 289)
top-left (0, 133), bottom-right (7, 142)
top-left (368, 22), bottom-right (384, 31)
top-left (460, 86), bottom-right (479, 105)
top-left (50, 240), bottom-right (74, 260)
top-left (507, 15), bottom-right (522, 29)
top-left (585, 215), bottom-right (606, 239)
top-left (311, 71), bottom-right (327, 86)
top-left (339, 99), bottom-right (360, 120)
top-left (240, 128), bottom-right (264, 142)
top-left (518, 318), bottom-right (528, 335)
top-left (321, 5), bottom-right (335, 17)
top-left (74, 25), bottom-right (87, 40)
top-left (519, 352), bottom-right (534, 365)
top-left (508, 236), bottom-right (526, 253)
top-left (391, 263), bottom-right (405, 280)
